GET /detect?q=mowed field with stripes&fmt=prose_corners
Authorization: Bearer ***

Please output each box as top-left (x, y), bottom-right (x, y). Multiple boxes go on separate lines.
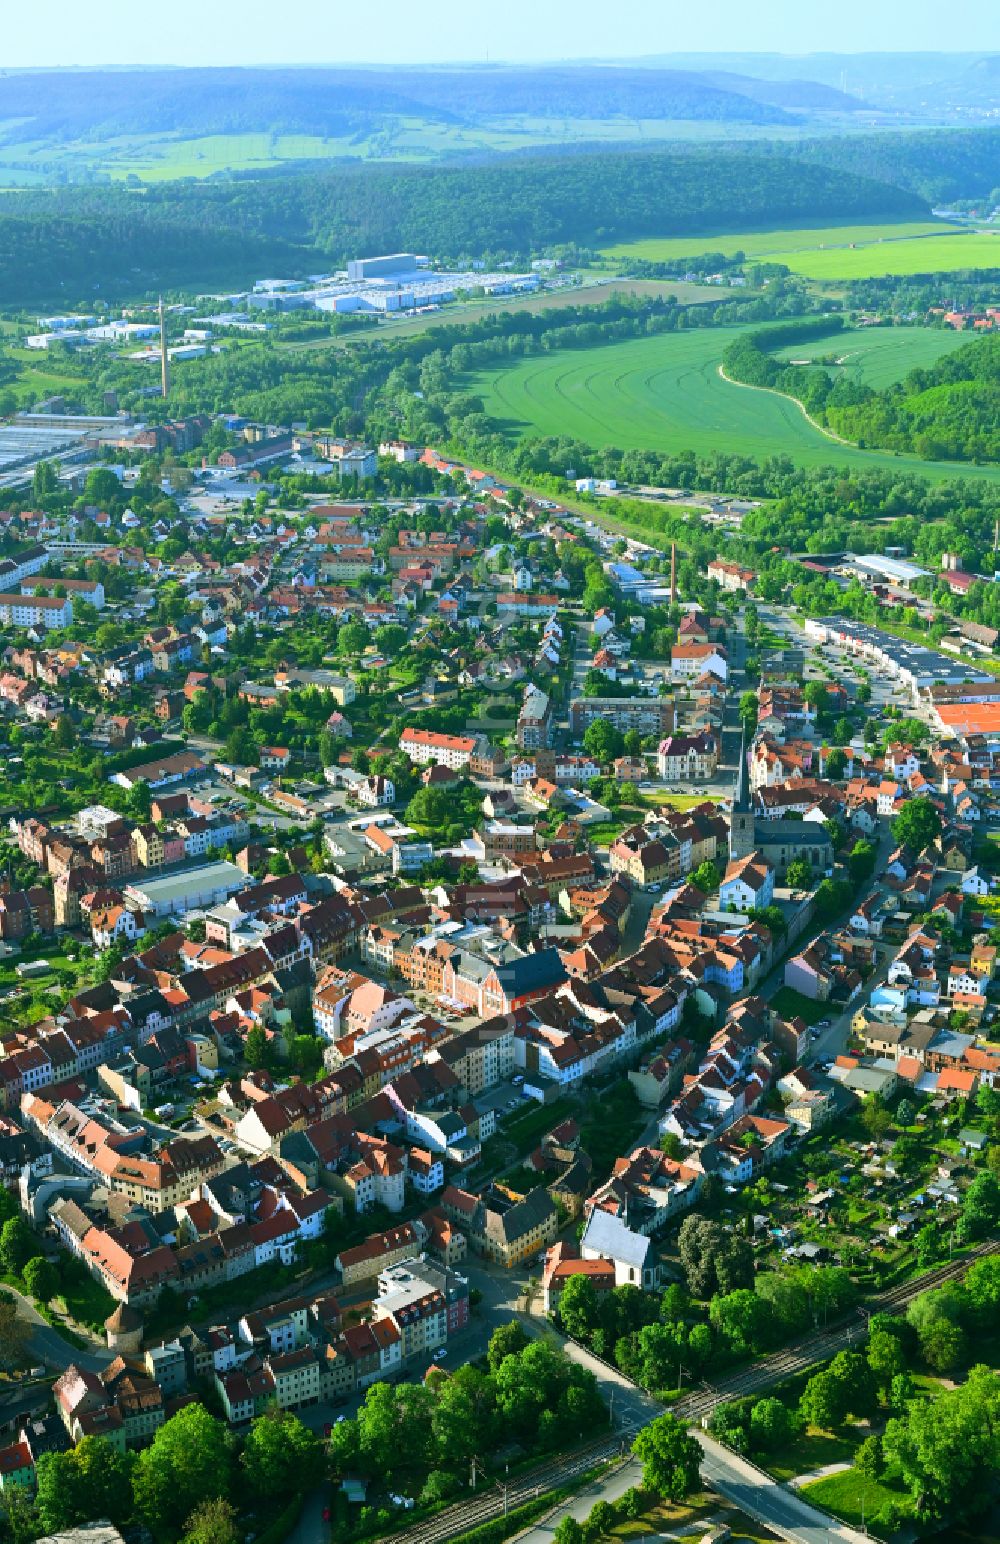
top-left (465, 325), bottom-right (999, 479)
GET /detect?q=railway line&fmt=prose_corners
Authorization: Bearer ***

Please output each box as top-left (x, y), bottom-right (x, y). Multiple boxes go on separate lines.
top-left (387, 1241), bottom-right (1000, 1544)
top-left (389, 1436), bottom-right (628, 1544)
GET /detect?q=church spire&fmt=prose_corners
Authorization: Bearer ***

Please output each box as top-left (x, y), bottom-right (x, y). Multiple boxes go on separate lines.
top-left (734, 719), bottom-right (750, 813)
top-left (728, 719), bottom-right (755, 862)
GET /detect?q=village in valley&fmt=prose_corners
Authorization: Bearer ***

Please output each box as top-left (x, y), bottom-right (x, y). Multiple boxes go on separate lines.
top-left (0, 189), bottom-right (993, 1544)
top-left (0, 342), bottom-right (992, 1544)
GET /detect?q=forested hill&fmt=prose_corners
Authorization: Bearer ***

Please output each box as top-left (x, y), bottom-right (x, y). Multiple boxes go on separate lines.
top-left (763, 125), bottom-right (1000, 206)
top-left (722, 321), bottom-right (1000, 464)
top-left (0, 148), bottom-right (927, 304)
top-left (0, 67), bottom-right (804, 138)
top-left (825, 331), bottom-right (1000, 463)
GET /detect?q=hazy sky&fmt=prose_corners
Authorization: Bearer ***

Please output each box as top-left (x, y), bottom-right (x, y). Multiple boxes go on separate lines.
top-left (5, 0), bottom-right (997, 66)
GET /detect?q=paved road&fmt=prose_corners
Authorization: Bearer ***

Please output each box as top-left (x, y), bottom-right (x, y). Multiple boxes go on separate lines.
top-left (516, 1459), bottom-right (641, 1544)
top-left (696, 1433), bottom-right (868, 1544)
top-left (285, 1483), bottom-right (330, 1544)
top-left (4, 1283), bottom-right (111, 1375)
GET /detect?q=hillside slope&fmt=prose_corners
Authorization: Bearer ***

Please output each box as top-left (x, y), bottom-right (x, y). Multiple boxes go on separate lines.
top-left (0, 147), bottom-right (929, 302)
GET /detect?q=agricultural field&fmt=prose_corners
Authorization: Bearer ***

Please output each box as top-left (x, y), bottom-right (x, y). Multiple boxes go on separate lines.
top-left (0, 131), bottom-right (361, 184)
top-left (106, 132), bottom-right (348, 181)
top-left (771, 324), bottom-right (973, 387)
top-left (605, 218), bottom-right (1000, 278)
top-left (465, 325), bottom-right (1000, 481)
top-left (768, 229), bottom-right (1000, 280)
top-left (601, 219), bottom-right (961, 264)
top-left (277, 279), bottom-right (740, 354)
top-left (0, 115), bottom-right (818, 186)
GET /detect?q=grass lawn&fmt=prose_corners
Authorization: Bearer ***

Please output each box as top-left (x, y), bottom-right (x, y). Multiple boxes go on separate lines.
top-left (611, 1490), bottom-right (780, 1543)
top-left (464, 327), bottom-right (1000, 483)
top-left (504, 1096), bottom-right (575, 1152)
top-left (641, 791), bottom-right (723, 811)
top-left (499, 1164), bottom-right (551, 1193)
top-left (579, 1084), bottom-right (645, 1183)
top-left (58, 1272), bottom-right (117, 1334)
top-left (765, 1424), bottom-right (860, 1483)
top-left (601, 219), bottom-right (959, 264)
top-left (800, 1463), bottom-right (912, 1529)
top-left (768, 986), bottom-right (830, 1026)
top-left (586, 820), bottom-right (634, 847)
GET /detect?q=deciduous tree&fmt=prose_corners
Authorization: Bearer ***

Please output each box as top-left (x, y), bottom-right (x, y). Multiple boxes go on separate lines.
top-left (677, 1216), bottom-right (752, 1299)
top-left (632, 1413), bottom-right (701, 1502)
top-left (133, 1404), bottom-right (234, 1536)
top-left (183, 1498), bottom-right (240, 1544)
top-left (22, 1256), bottom-right (57, 1305)
top-left (242, 1408), bottom-right (323, 1497)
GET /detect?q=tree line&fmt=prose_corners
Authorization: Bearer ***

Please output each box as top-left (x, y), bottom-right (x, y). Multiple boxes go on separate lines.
top-left (721, 319), bottom-right (1000, 465)
top-left (0, 145), bottom-right (927, 304)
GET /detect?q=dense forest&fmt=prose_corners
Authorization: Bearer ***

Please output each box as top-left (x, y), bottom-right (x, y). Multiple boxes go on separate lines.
top-left (0, 148), bottom-right (927, 304)
top-left (826, 332), bottom-right (1000, 462)
top-left (722, 321), bottom-right (1000, 463)
top-left (764, 125), bottom-right (1000, 206)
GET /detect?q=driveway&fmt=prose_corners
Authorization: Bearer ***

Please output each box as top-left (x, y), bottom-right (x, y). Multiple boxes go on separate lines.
top-left (284, 1484), bottom-right (330, 1544)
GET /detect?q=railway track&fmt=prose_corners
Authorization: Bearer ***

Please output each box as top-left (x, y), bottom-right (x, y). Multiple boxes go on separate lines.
top-left (676, 1239), bottom-right (1000, 1421)
top-left (385, 1242), bottom-right (1000, 1544)
top-left (389, 1434), bottom-right (627, 1544)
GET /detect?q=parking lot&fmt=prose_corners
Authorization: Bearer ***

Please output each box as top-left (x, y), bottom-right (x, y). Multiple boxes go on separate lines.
top-left (474, 1075), bottom-right (531, 1119)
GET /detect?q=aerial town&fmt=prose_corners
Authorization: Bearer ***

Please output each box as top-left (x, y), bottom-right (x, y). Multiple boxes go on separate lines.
top-left (0, 23), bottom-right (997, 1540)
top-left (0, 346), bottom-right (994, 1544)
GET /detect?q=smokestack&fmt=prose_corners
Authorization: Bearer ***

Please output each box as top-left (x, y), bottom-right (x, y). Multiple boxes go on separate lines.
top-left (159, 295), bottom-right (170, 400)
top-left (670, 542), bottom-right (677, 605)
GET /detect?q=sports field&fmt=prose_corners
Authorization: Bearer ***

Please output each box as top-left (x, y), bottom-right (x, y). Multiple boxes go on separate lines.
top-left (772, 325), bottom-right (972, 387)
top-left (465, 325), bottom-right (1000, 481)
top-left (604, 220), bottom-right (1000, 278)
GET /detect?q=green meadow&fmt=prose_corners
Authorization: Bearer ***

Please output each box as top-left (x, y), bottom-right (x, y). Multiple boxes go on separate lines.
top-left (602, 219), bottom-right (960, 263)
top-left (771, 324), bottom-right (972, 387)
top-left (464, 325), bottom-right (1000, 480)
top-left (605, 218), bottom-right (1000, 278)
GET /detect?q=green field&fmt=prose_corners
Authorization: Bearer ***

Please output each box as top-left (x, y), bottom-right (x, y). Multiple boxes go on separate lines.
top-left (465, 325), bottom-right (1000, 481)
top-left (602, 220), bottom-right (960, 263)
top-left (0, 116), bottom-right (816, 186)
top-left (277, 279), bottom-right (740, 354)
top-left (604, 219), bottom-right (1000, 279)
top-left (104, 132), bottom-right (350, 180)
top-left (772, 324), bottom-right (973, 387)
top-left (769, 230), bottom-right (1000, 279)
top-left (800, 1466), bottom-right (911, 1530)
